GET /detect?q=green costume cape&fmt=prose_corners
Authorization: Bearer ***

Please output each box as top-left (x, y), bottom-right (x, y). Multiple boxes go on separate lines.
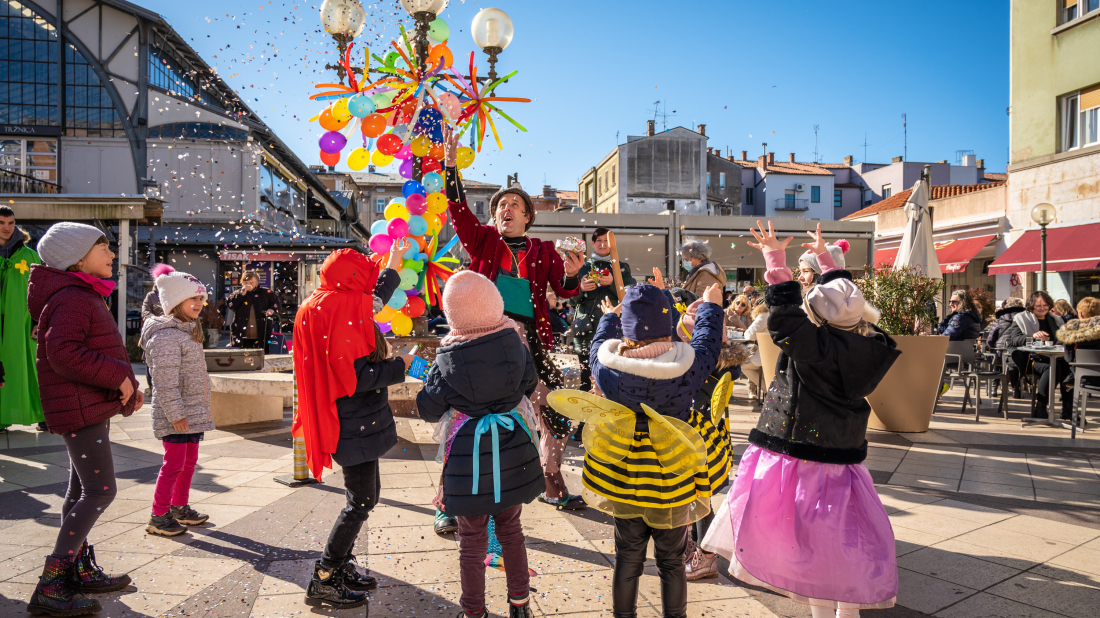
top-left (0, 242), bottom-right (43, 427)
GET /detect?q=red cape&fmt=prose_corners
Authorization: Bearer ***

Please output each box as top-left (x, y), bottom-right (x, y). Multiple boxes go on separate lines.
top-left (293, 249), bottom-right (379, 479)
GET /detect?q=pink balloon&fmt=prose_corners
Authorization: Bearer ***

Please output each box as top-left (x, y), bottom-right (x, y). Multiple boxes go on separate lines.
top-left (438, 93), bottom-right (461, 119)
top-left (394, 144), bottom-right (414, 160)
top-left (399, 158), bottom-right (414, 179)
top-left (319, 130), bottom-right (347, 154)
top-left (387, 218), bottom-right (409, 238)
top-left (368, 233), bottom-right (393, 254)
top-left (405, 193), bottom-right (428, 215)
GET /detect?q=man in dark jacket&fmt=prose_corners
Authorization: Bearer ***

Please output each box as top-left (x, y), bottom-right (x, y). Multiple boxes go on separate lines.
top-left (225, 271), bottom-right (280, 352)
top-left (569, 228), bottom-right (634, 391)
top-left (987, 298), bottom-right (1025, 395)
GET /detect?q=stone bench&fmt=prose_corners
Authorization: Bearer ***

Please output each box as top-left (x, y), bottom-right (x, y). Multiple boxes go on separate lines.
top-left (208, 372), bottom-right (293, 427)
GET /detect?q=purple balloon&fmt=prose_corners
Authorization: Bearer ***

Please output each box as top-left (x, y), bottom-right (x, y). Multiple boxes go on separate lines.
top-left (387, 218), bottom-right (409, 238)
top-left (377, 321), bottom-right (392, 333)
top-left (319, 130), bottom-right (347, 154)
top-left (406, 288), bottom-right (420, 297)
top-left (399, 158), bottom-right (414, 179)
top-left (368, 233), bottom-right (393, 254)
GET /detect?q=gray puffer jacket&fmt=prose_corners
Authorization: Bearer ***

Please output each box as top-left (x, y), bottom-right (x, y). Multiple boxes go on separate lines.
top-left (140, 316), bottom-right (214, 439)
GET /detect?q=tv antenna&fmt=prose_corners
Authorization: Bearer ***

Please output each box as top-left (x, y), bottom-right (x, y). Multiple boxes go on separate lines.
top-left (862, 134), bottom-right (869, 163)
top-left (902, 113), bottom-right (907, 162)
top-left (651, 100), bottom-right (676, 132)
top-left (813, 124), bottom-right (820, 163)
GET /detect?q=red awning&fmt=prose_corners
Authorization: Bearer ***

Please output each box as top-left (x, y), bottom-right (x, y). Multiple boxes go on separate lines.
top-left (988, 222), bottom-right (1100, 275)
top-left (872, 235), bottom-right (996, 273)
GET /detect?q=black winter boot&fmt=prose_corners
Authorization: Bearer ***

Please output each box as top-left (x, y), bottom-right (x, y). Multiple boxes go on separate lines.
top-left (337, 556), bottom-right (377, 591)
top-left (508, 594), bottom-right (535, 618)
top-left (27, 555), bottom-right (102, 616)
top-left (74, 542), bottom-right (131, 594)
top-left (304, 560), bottom-right (365, 608)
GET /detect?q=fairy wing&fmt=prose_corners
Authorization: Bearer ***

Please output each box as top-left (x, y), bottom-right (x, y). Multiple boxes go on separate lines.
top-left (547, 390), bottom-right (636, 464)
top-left (710, 372), bottom-right (733, 426)
top-left (641, 404), bottom-right (707, 477)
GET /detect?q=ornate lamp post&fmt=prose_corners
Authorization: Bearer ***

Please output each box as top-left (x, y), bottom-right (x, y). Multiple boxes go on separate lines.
top-left (320, 0), bottom-right (366, 83)
top-left (470, 8), bottom-right (514, 82)
top-left (1030, 202), bottom-right (1056, 292)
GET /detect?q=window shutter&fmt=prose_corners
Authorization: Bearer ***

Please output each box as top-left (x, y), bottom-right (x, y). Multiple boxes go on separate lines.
top-left (1081, 84), bottom-right (1100, 111)
top-left (1065, 0), bottom-right (1077, 8)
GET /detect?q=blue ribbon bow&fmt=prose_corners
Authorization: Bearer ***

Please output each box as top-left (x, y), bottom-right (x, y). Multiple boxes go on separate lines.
top-left (471, 413), bottom-right (517, 504)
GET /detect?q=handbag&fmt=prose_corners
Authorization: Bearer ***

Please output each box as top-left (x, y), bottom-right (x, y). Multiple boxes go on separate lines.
top-left (496, 247), bottom-right (535, 320)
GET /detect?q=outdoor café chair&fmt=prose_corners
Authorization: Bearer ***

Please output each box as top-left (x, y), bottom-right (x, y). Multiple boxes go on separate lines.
top-left (1068, 348), bottom-right (1100, 440)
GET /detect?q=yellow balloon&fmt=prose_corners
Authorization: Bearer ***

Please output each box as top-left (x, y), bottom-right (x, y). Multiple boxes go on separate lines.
top-left (410, 135), bottom-right (432, 158)
top-left (371, 149), bottom-right (394, 167)
top-left (347, 148), bottom-right (370, 171)
top-left (331, 99), bottom-right (353, 122)
top-left (384, 202), bottom-right (410, 221)
top-left (390, 313), bottom-right (413, 337)
top-left (426, 192), bottom-right (448, 214)
top-left (456, 146), bottom-right (475, 169)
top-left (375, 305), bottom-right (397, 322)
top-left (425, 213), bottom-right (442, 235)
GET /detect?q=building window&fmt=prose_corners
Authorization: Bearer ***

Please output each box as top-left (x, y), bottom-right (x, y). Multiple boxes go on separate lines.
top-left (147, 122), bottom-right (249, 141)
top-left (1064, 87), bottom-right (1100, 151)
top-left (1091, 0), bottom-right (1100, 14)
top-left (1065, 0), bottom-right (1079, 23)
top-left (834, 189), bottom-right (842, 208)
top-left (375, 198), bottom-right (385, 213)
top-left (720, 172), bottom-right (726, 189)
top-left (784, 191), bottom-right (796, 206)
top-left (810, 186), bottom-right (821, 203)
top-left (65, 44), bottom-right (125, 137)
top-left (0, 1), bottom-right (59, 127)
top-left (706, 172), bottom-right (711, 189)
top-left (612, 164), bottom-right (616, 186)
top-left (0, 138), bottom-right (57, 188)
top-left (745, 187), bottom-right (754, 206)
top-left (150, 34), bottom-right (224, 110)
top-left (475, 201), bottom-right (485, 215)
top-left (864, 189), bottom-right (873, 205)
top-left (882, 184), bottom-right (892, 199)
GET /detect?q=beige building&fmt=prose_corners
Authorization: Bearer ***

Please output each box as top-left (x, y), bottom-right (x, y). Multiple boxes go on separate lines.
top-left (996, 0), bottom-right (1100, 303)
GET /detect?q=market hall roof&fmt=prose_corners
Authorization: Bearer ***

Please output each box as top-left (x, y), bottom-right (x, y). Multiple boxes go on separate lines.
top-left (136, 225), bottom-right (357, 249)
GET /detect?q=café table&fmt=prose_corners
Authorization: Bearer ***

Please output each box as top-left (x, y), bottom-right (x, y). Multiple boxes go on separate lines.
top-left (1018, 344), bottom-right (1070, 429)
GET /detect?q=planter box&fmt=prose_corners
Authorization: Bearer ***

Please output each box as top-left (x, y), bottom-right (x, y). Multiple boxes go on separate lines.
top-left (866, 335), bottom-right (949, 433)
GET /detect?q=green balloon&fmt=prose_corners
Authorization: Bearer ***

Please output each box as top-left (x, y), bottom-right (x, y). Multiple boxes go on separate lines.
top-left (398, 268), bottom-right (419, 290)
top-left (383, 51), bottom-right (401, 68)
top-left (428, 18), bottom-right (449, 43)
top-left (407, 260), bottom-right (424, 273)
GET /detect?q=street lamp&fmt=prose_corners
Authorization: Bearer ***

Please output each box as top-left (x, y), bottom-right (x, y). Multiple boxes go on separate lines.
top-left (319, 0), bottom-right (366, 83)
top-left (1030, 202), bottom-right (1056, 291)
top-left (142, 179), bottom-right (160, 200)
top-left (471, 8), bottom-right (514, 82)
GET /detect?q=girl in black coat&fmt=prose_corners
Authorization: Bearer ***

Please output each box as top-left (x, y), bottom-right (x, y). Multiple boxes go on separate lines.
top-left (417, 271), bottom-right (541, 618)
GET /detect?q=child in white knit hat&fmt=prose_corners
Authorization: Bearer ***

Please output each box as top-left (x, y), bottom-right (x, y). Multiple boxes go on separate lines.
top-left (139, 270), bottom-right (215, 536)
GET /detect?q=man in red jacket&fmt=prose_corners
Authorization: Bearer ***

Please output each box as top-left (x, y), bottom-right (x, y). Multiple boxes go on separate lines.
top-left (442, 126), bottom-right (587, 511)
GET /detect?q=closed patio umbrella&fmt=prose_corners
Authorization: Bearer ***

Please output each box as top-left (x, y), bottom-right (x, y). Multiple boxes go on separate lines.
top-left (893, 174), bottom-right (941, 279)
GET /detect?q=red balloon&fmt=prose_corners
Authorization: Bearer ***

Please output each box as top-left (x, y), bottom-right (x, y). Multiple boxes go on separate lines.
top-left (402, 295), bottom-right (426, 318)
top-left (319, 149), bottom-right (340, 166)
top-left (377, 133), bottom-right (403, 156)
top-left (421, 157), bottom-right (442, 173)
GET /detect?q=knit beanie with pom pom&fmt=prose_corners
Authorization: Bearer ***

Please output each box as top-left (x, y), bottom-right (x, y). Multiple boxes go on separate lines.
top-left (439, 270), bottom-right (517, 346)
top-left (798, 239), bottom-right (849, 274)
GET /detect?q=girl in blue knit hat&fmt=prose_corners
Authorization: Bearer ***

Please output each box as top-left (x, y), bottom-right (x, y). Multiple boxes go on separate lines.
top-left (548, 281), bottom-right (724, 618)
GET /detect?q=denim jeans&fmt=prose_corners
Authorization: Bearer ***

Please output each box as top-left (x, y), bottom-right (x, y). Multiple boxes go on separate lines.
top-left (321, 459), bottom-right (380, 568)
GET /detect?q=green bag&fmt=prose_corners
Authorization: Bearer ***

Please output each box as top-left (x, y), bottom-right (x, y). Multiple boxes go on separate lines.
top-left (496, 248), bottom-right (535, 320)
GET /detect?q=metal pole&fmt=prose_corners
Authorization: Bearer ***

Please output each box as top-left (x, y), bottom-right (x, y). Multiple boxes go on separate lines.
top-left (411, 12), bottom-right (434, 184)
top-left (1040, 224), bottom-right (1048, 292)
top-left (274, 368), bottom-right (318, 487)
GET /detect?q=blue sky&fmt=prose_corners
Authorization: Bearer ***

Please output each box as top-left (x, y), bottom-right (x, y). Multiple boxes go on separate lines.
top-left (148, 0), bottom-right (1010, 191)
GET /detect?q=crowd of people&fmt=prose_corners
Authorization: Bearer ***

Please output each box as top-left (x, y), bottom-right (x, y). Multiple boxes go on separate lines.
top-left (3, 156), bottom-right (1097, 618)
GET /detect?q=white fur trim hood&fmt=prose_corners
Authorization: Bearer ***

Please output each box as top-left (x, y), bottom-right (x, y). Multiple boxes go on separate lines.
top-left (597, 339), bottom-right (696, 380)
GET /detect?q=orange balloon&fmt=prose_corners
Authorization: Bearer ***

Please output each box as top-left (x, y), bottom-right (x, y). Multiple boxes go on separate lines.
top-left (414, 235), bottom-right (427, 251)
top-left (318, 108), bottom-right (351, 131)
top-left (427, 44), bottom-right (453, 70)
top-left (428, 143), bottom-right (445, 160)
top-left (361, 113), bottom-right (387, 138)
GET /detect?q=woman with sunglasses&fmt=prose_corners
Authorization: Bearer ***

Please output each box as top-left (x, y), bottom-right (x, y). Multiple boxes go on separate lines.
top-left (937, 290), bottom-right (983, 341)
top-left (724, 295), bottom-right (752, 330)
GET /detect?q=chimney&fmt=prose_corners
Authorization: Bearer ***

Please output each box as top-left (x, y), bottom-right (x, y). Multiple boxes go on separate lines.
top-left (892, 156), bottom-right (904, 164)
top-left (697, 124), bottom-right (706, 136)
top-left (843, 155), bottom-right (853, 166)
top-left (758, 155), bottom-right (767, 168)
top-left (542, 185), bottom-right (553, 197)
top-left (741, 150), bottom-right (748, 161)
top-left (936, 160), bottom-right (948, 164)
top-left (646, 120), bottom-right (655, 136)
top-left (767, 152), bottom-right (775, 165)
top-left (789, 153), bottom-right (796, 163)
top-left (976, 158), bottom-right (984, 169)
top-left (707, 147), bottom-right (712, 155)
top-left (368, 165), bottom-right (376, 173)
top-left (961, 154), bottom-right (976, 167)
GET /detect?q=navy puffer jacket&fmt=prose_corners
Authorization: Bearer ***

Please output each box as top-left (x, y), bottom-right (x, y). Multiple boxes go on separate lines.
top-left (417, 328), bottom-right (541, 517)
top-left (589, 302), bottom-right (722, 421)
top-left (938, 309), bottom-right (982, 341)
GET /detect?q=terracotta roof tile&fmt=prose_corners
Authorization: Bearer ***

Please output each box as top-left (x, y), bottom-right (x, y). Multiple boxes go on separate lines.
top-left (983, 172), bottom-right (1007, 181)
top-left (841, 182), bottom-right (1004, 220)
top-left (727, 160), bottom-right (834, 176)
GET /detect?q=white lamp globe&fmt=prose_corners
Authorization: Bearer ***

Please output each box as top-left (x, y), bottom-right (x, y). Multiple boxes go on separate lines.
top-left (471, 8), bottom-right (514, 50)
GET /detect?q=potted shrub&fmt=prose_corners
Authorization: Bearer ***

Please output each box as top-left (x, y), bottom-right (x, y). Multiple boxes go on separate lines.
top-left (853, 265), bottom-right (948, 432)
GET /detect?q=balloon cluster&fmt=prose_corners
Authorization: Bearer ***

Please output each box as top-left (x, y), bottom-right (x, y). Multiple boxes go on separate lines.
top-left (366, 179), bottom-right (459, 336)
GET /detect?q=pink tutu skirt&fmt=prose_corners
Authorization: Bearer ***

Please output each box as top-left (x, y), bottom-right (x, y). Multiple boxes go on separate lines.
top-left (701, 445), bottom-right (897, 610)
